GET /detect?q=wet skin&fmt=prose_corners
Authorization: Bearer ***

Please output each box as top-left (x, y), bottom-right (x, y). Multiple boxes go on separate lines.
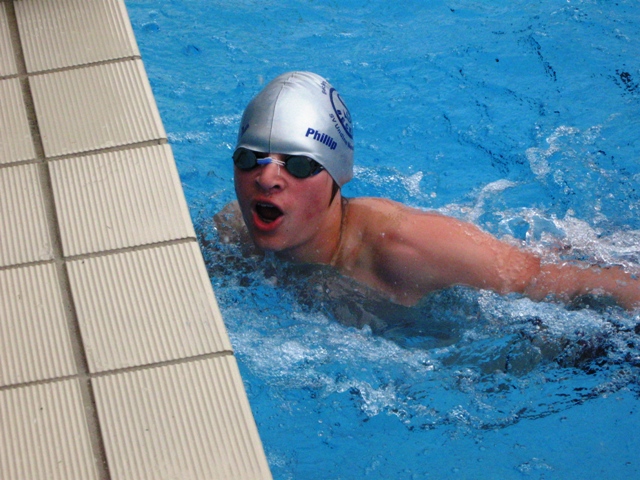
top-left (234, 153), bottom-right (343, 265)
top-left (230, 155), bottom-right (640, 309)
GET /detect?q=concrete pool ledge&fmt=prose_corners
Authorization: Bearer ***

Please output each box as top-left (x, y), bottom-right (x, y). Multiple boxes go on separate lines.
top-left (0, 0), bottom-right (272, 478)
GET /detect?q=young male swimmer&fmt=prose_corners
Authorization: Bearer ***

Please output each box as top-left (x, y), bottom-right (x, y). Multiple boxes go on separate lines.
top-left (217, 71), bottom-right (640, 309)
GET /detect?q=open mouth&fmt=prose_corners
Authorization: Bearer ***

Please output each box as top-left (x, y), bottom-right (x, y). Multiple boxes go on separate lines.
top-left (255, 202), bottom-right (283, 223)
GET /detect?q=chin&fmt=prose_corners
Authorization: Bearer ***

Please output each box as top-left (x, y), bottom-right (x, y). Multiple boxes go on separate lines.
top-left (248, 232), bottom-right (288, 253)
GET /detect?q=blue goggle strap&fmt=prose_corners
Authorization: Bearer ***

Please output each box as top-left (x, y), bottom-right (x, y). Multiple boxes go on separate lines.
top-left (257, 157), bottom-right (286, 167)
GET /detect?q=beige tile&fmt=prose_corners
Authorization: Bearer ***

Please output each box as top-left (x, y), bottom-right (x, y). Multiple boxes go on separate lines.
top-left (0, 379), bottom-right (99, 479)
top-left (0, 78), bottom-right (36, 164)
top-left (67, 242), bottom-right (232, 373)
top-left (0, 164), bottom-right (53, 267)
top-left (29, 60), bottom-right (165, 158)
top-left (50, 144), bottom-right (195, 257)
top-left (0, 263), bottom-right (76, 387)
top-left (0, 3), bottom-right (17, 77)
top-left (15, 0), bottom-right (139, 73)
top-left (93, 356), bottom-right (272, 480)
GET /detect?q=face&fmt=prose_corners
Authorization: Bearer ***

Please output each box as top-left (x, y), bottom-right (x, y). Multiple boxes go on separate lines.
top-left (234, 153), bottom-right (338, 261)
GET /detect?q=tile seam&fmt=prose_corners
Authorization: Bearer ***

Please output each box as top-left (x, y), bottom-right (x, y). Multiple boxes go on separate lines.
top-left (5, 2), bottom-right (260, 478)
top-left (5, 4), bottom-right (43, 161)
top-left (90, 350), bottom-right (236, 379)
top-left (45, 138), bottom-right (169, 163)
top-left (0, 372), bottom-right (85, 393)
top-left (12, 55), bottom-right (143, 77)
top-left (11, 38), bottom-right (90, 378)
top-left (0, 157), bottom-right (41, 170)
top-left (0, 350), bottom-right (235, 392)
top-left (0, 262), bottom-right (77, 387)
top-left (3, 0), bottom-right (20, 78)
top-left (0, 258), bottom-right (55, 272)
top-left (63, 237), bottom-right (199, 263)
top-left (0, 237), bottom-right (204, 274)
top-left (5, 3), bottom-right (111, 478)
top-left (0, 139), bottom-right (169, 172)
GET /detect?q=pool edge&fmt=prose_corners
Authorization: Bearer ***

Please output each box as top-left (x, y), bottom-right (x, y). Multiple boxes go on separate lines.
top-left (0, 1), bottom-right (272, 478)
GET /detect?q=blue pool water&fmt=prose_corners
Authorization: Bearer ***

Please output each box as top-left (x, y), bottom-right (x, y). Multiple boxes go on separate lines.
top-left (126, 1), bottom-right (640, 478)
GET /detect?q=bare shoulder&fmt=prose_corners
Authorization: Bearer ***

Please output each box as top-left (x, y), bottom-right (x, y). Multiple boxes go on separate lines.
top-left (346, 197), bottom-right (418, 226)
top-left (346, 196), bottom-right (408, 214)
top-left (345, 197), bottom-right (461, 238)
top-left (337, 197), bottom-right (451, 299)
top-left (340, 196), bottom-right (540, 305)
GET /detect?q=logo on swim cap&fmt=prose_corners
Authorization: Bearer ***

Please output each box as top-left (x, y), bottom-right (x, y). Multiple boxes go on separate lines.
top-left (236, 71), bottom-right (354, 186)
top-left (330, 88), bottom-right (353, 140)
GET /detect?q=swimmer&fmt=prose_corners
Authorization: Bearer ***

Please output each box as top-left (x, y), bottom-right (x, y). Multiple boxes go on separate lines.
top-left (216, 71), bottom-right (640, 310)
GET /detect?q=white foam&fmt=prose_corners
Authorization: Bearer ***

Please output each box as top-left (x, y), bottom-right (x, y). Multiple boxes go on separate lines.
top-left (167, 131), bottom-right (211, 144)
top-left (496, 208), bottom-right (640, 268)
top-left (526, 124), bottom-right (603, 179)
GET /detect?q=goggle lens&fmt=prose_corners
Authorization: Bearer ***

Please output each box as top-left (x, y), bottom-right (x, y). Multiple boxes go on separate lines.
top-left (233, 148), bottom-right (323, 179)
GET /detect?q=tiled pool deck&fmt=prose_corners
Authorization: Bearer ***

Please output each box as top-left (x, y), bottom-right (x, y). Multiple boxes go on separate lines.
top-left (0, 1), bottom-right (272, 478)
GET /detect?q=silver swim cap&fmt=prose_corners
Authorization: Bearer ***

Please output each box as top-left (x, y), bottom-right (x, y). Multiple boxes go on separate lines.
top-left (236, 71), bottom-right (354, 186)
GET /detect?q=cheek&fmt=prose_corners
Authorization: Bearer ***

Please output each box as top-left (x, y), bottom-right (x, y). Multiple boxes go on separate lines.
top-left (234, 173), bottom-right (251, 203)
top-left (233, 171), bottom-right (244, 194)
top-left (233, 175), bottom-right (254, 224)
top-left (297, 183), bottom-right (332, 222)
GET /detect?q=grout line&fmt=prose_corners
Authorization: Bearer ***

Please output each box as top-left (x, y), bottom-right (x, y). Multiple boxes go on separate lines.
top-left (44, 138), bottom-right (168, 162)
top-left (3, 1), bottom-right (267, 477)
top-left (0, 237), bottom-right (198, 272)
top-left (0, 9), bottom-right (136, 82)
top-left (0, 258), bottom-right (55, 272)
top-left (5, 3), bottom-right (112, 478)
top-left (0, 157), bottom-right (42, 169)
top-left (0, 350), bottom-right (235, 392)
top-left (4, 0), bottom-right (21, 78)
top-left (0, 138), bottom-right (169, 172)
top-left (79, 377), bottom-right (112, 479)
top-left (7, 7), bottom-right (88, 376)
top-left (90, 350), bottom-right (236, 379)
top-left (0, 373), bottom-right (83, 392)
top-left (26, 55), bottom-right (143, 77)
top-left (62, 237), bottom-right (199, 263)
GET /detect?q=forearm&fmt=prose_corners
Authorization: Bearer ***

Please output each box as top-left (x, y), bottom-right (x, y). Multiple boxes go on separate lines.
top-left (525, 262), bottom-right (640, 310)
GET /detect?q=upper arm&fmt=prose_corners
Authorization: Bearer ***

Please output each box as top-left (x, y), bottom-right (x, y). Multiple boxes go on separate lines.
top-left (372, 209), bottom-right (541, 300)
top-left (347, 199), bottom-right (638, 309)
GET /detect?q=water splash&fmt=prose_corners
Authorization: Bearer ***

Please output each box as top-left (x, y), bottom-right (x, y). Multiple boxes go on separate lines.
top-left (201, 221), bottom-right (640, 436)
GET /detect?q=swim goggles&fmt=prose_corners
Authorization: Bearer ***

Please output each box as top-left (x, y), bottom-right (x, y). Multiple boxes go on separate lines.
top-left (233, 147), bottom-right (324, 179)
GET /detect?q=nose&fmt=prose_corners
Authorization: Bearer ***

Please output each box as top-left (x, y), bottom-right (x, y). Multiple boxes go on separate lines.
top-left (255, 161), bottom-right (285, 191)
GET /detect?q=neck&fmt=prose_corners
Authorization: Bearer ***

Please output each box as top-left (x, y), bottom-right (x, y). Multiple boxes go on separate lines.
top-left (276, 195), bottom-right (347, 265)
